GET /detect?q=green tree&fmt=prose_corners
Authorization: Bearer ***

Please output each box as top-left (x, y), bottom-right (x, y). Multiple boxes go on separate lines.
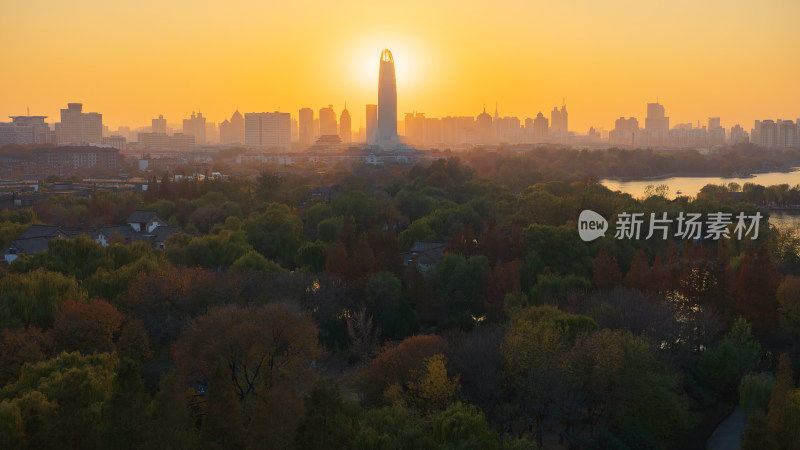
top-left (141, 371), bottom-right (198, 450)
top-left (99, 359), bottom-right (148, 450)
top-left (0, 269), bottom-right (87, 328)
top-left (293, 381), bottom-right (362, 450)
top-left (697, 317), bottom-right (762, 395)
top-left (432, 402), bottom-right (501, 450)
top-left (229, 250), bottom-right (285, 274)
top-left (295, 240), bottom-right (328, 272)
top-left (200, 358), bottom-right (246, 450)
top-left (364, 272), bottom-right (418, 339)
top-left (243, 203), bottom-right (304, 268)
top-left (0, 399), bottom-right (24, 450)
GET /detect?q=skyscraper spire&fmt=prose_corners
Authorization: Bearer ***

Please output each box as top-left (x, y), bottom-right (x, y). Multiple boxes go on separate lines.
top-left (377, 48), bottom-right (398, 146)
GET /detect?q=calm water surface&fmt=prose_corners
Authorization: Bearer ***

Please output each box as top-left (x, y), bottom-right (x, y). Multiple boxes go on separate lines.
top-left (601, 171), bottom-right (800, 229)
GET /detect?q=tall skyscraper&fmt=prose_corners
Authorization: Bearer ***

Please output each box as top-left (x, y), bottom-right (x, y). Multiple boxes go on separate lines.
top-left (244, 112), bottom-right (291, 150)
top-left (366, 104), bottom-right (378, 144)
top-left (152, 115), bottom-right (167, 134)
top-left (182, 112), bottom-right (206, 145)
top-left (55, 103), bottom-right (102, 145)
top-left (299, 107), bottom-right (314, 146)
top-left (376, 49), bottom-right (398, 146)
top-left (319, 105), bottom-right (337, 136)
top-left (339, 106), bottom-right (352, 143)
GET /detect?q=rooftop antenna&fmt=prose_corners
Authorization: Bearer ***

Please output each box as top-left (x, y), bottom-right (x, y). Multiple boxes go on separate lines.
top-left (27, 106), bottom-right (30, 116)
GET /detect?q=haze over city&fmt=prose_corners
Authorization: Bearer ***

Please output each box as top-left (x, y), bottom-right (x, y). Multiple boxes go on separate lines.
top-left (2, 0), bottom-right (799, 131)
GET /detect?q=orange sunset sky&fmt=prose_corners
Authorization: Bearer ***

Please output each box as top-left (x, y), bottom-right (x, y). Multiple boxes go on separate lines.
top-left (1, 0), bottom-right (798, 133)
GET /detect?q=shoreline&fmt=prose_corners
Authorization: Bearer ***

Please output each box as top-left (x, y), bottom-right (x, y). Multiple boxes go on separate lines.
top-left (601, 167), bottom-right (799, 182)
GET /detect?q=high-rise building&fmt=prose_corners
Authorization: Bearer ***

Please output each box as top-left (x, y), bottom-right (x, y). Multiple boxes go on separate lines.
top-left (610, 117), bottom-right (640, 146)
top-left (299, 108), bottom-right (314, 146)
top-left (55, 103), bottom-right (102, 145)
top-left (0, 116), bottom-right (54, 146)
top-left (752, 120), bottom-right (778, 148)
top-left (152, 115), bottom-right (167, 134)
top-left (244, 112), bottom-right (291, 150)
top-left (182, 112), bottom-right (206, 145)
top-left (644, 102), bottom-right (669, 146)
top-left (441, 116), bottom-right (474, 145)
top-left (205, 122), bottom-right (218, 144)
top-left (219, 110), bottom-right (245, 145)
top-left (291, 118), bottom-right (299, 143)
top-left (493, 109), bottom-right (521, 143)
top-left (475, 106), bottom-right (493, 144)
top-left (376, 49), bottom-right (398, 146)
top-left (366, 104), bottom-right (378, 144)
top-left (708, 117), bottom-right (725, 146)
top-left (319, 105), bottom-right (337, 136)
top-left (549, 102), bottom-right (568, 137)
top-left (404, 113), bottom-right (425, 145)
top-left (730, 124), bottom-right (749, 144)
top-left (533, 112), bottom-right (549, 142)
top-left (339, 106), bottom-right (352, 143)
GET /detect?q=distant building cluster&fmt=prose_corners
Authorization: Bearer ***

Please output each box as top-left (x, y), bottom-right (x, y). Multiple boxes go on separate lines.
top-left (1, 50), bottom-right (799, 153)
top-left (607, 103), bottom-right (800, 150)
top-left (751, 119), bottom-right (800, 149)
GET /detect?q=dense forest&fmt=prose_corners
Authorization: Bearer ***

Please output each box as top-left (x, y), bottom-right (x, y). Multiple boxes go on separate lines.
top-left (2, 151), bottom-right (800, 449)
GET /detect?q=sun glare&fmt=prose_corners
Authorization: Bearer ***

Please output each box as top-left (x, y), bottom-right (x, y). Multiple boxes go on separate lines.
top-left (351, 41), bottom-right (420, 100)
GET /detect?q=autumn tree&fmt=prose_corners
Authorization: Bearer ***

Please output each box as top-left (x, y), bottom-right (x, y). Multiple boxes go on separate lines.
top-left (484, 259), bottom-right (521, 315)
top-left (0, 326), bottom-right (53, 386)
top-left (593, 248), bottom-right (622, 290)
top-left (445, 224), bottom-right (478, 257)
top-left (406, 354), bottom-right (460, 413)
top-left (767, 354), bottom-right (800, 449)
top-left (51, 299), bottom-right (125, 354)
top-left (364, 334), bottom-right (448, 405)
top-left (125, 266), bottom-right (222, 350)
top-left (624, 250), bottom-right (652, 291)
top-left (734, 243), bottom-right (780, 328)
top-left (174, 303), bottom-right (321, 401)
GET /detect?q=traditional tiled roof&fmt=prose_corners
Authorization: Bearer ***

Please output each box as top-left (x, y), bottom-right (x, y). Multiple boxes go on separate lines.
top-left (6, 236), bottom-right (56, 254)
top-left (126, 210), bottom-right (161, 224)
top-left (17, 224), bottom-right (63, 239)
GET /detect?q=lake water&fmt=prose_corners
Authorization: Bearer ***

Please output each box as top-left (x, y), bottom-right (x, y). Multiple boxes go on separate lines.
top-left (601, 171), bottom-right (800, 229)
top-left (601, 171), bottom-right (800, 200)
